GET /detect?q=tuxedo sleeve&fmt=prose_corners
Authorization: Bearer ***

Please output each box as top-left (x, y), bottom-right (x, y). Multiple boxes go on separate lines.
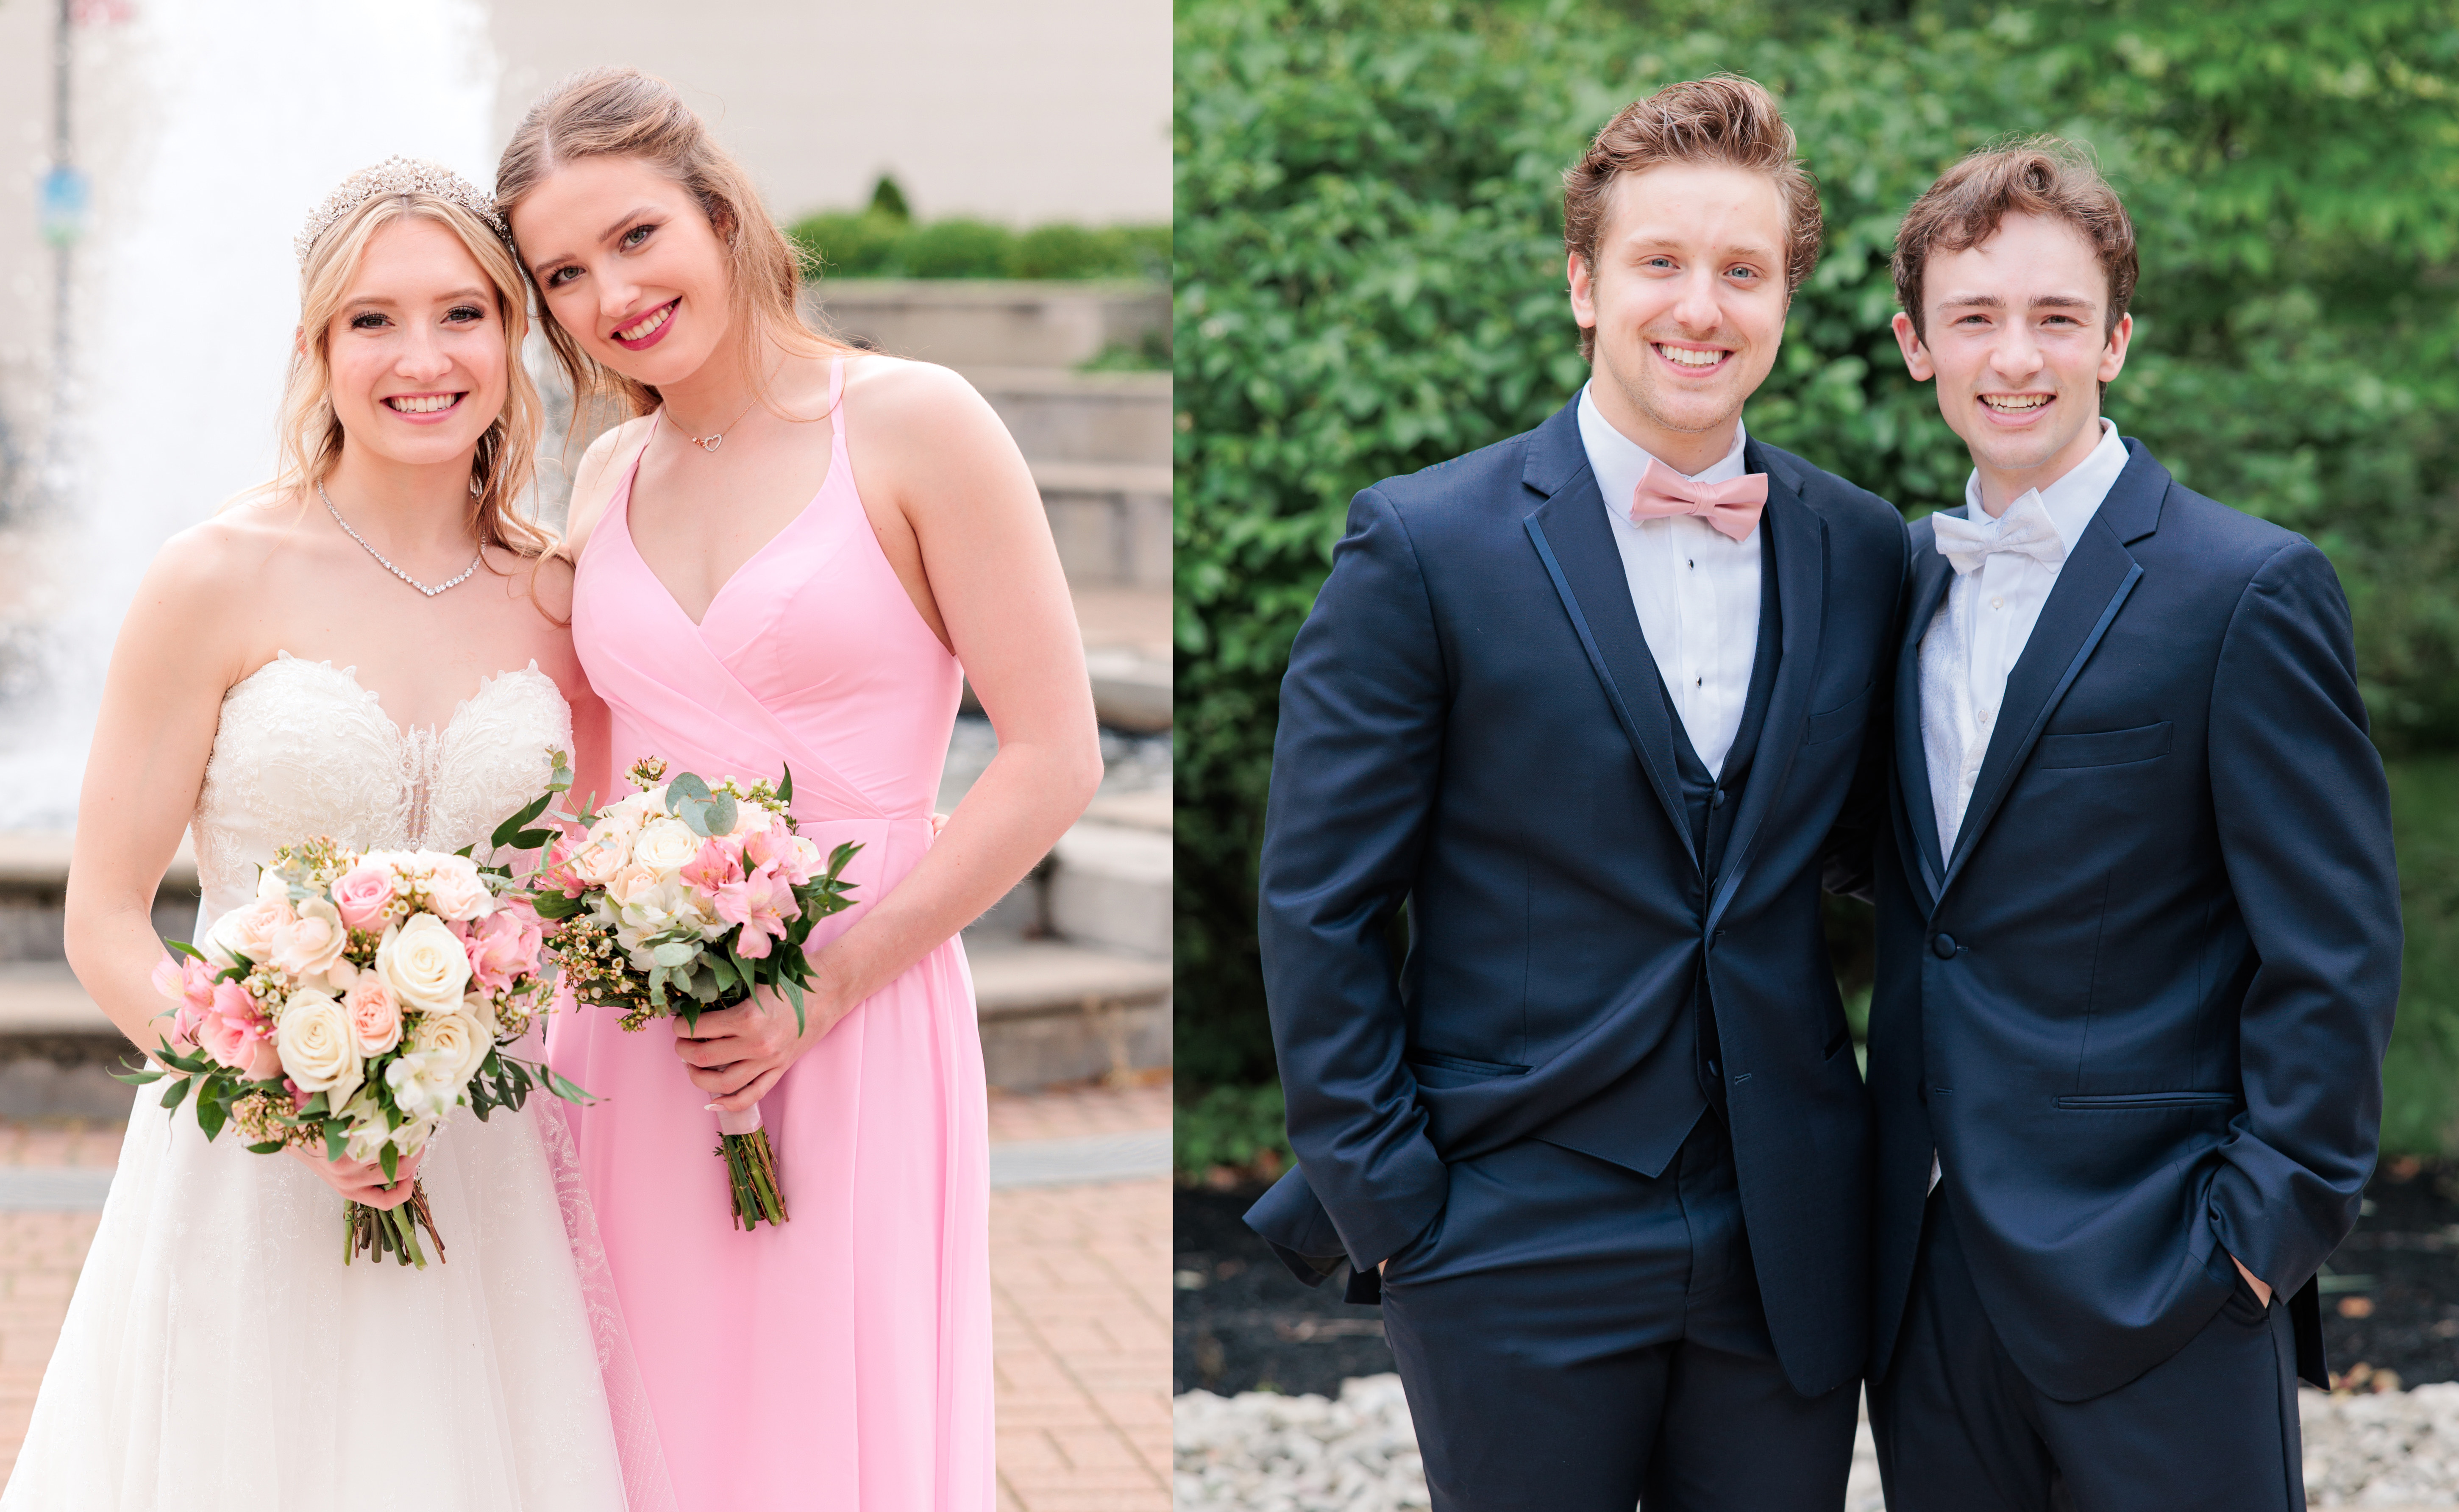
top-left (1256, 484), bottom-right (1452, 1273)
top-left (1821, 514), bottom-right (1914, 901)
top-left (2205, 539), bottom-right (2401, 1295)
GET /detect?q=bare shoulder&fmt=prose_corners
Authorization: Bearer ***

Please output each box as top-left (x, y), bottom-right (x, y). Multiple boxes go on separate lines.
top-left (560, 415), bottom-right (657, 564)
top-left (125, 489), bottom-right (307, 684)
top-left (840, 353), bottom-right (995, 431)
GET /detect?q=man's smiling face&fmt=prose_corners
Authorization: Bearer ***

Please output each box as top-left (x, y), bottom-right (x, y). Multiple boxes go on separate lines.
top-left (1569, 161), bottom-right (1791, 470)
top-left (1892, 210), bottom-right (2132, 512)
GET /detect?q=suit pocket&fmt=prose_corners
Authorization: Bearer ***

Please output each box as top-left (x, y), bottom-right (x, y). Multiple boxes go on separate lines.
top-left (1408, 1051), bottom-right (1530, 1089)
top-left (1802, 685), bottom-right (1873, 746)
top-left (2033, 721), bottom-right (2173, 770)
top-left (2054, 1091), bottom-right (2238, 1112)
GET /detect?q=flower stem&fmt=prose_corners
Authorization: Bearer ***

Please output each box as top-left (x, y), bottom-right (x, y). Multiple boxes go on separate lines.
top-left (717, 1130), bottom-right (790, 1231)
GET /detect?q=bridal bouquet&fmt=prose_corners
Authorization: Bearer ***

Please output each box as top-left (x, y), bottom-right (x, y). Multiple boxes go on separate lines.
top-left (128, 801), bottom-right (589, 1268)
top-left (530, 756), bottom-right (860, 1231)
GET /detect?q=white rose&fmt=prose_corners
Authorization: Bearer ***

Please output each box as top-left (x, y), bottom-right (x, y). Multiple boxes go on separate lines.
top-left (604, 862), bottom-right (662, 908)
top-left (376, 914), bottom-right (472, 1014)
top-left (269, 897), bottom-right (350, 984)
top-left (461, 989), bottom-right (501, 1043)
top-left (567, 828), bottom-right (630, 890)
top-left (632, 816), bottom-right (703, 874)
top-left (423, 854), bottom-right (495, 922)
top-left (274, 989), bottom-right (362, 1105)
top-left (209, 897), bottom-right (293, 970)
top-left (409, 1008), bottom-right (491, 1090)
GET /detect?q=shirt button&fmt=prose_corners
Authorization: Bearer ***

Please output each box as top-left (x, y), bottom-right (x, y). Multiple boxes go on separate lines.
top-left (1694, 675), bottom-right (1704, 687)
top-left (1979, 707), bottom-right (1994, 725)
top-left (1992, 596), bottom-right (2005, 610)
top-left (1687, 559), bottom-right (1696, 570)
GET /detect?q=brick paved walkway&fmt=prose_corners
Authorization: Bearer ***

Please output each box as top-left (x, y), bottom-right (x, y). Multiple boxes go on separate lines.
top-left (0, 1083), bottom-right (1171, 1510)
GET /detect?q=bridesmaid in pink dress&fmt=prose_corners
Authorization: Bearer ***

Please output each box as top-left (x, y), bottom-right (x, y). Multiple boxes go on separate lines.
top-left (495, 71), bottom-right (1102, 1509)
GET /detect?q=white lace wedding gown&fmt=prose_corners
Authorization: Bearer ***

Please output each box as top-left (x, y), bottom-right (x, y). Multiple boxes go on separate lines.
top-left (3, 653), bottom-right (672, 1511)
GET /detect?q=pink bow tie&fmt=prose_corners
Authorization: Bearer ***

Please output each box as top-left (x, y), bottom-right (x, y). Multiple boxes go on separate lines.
top-left (1629, 456), bottom-right (1769, 541)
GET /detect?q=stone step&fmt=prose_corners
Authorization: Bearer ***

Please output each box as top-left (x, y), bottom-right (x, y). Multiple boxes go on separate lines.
top-left (969, 939), bottom-right (1170, 1091)
top-left (1085, 650), bottom-right (1171, 734)
top-left (1047, 819), bottom-right (1171, 960)
top-left (979, 368), bottom-right (1172, 467)
top-left (1035, 459), bottom-right (1171, 592)
top-left (805, 280), bottom-right (1167, 374)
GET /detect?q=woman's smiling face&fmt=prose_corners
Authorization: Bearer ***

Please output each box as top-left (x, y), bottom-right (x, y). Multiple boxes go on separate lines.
top-left (510, 155), bottom-right (736, 387)
top-left (322, 215), bottom-right (508, 471)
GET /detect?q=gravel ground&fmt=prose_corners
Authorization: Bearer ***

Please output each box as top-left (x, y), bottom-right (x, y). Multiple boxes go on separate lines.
top-left (1174, 1376), bottom-right (2459, 1510)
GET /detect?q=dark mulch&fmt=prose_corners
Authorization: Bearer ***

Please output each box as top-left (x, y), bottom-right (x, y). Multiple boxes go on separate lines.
top-left (1174, 1159), bottom-right (2459, 1399)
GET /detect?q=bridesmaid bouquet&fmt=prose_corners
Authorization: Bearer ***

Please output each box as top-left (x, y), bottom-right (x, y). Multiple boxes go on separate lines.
top-left (125, 791), bottom-right (590, 1269)
top-left (530, 756), bottom-right (860, 1232)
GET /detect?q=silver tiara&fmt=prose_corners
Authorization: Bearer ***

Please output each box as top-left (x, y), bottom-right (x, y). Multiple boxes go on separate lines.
top-left (293, 156), bottom-right (513, 265)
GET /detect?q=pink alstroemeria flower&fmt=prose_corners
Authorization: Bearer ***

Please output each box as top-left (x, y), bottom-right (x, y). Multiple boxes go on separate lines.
top-left (713, 864), bottom-right (801, 959)
top-left (681, 836), bottom-right (745, 895)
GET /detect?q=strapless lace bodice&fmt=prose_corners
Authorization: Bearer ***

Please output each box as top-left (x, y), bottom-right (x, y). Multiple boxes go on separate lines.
top-left (191, 653), bottom-right (572, 923)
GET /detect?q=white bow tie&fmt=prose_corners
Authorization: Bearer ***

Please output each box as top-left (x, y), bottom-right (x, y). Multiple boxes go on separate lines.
top-left (1932, 493), bottom-right (2068, 577)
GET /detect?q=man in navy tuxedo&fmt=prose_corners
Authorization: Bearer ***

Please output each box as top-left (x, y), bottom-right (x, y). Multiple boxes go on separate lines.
top-left (1864, 141), bottom-right (2402, 1512)
top-left (1243, 77), bottom-right (1905, 1510)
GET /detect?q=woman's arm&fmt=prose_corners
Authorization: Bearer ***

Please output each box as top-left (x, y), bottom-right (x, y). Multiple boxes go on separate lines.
top-left (679, 359), bottom-right (1104, 1112)
top-left (64, 528), bottom-right (253, 1049)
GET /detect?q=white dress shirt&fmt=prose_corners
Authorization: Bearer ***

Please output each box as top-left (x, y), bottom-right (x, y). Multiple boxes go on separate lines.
top-left (1576, 384), bottom-right (1761, 775)
top-left (1919, 418), bottom-right (2128, 1195)
top-left (1919, 419), bottom-right (2131, 856)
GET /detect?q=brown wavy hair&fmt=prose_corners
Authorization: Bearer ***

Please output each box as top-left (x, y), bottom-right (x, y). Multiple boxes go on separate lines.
top-left (271, 191), bottom-right (549, 561)
top-left (1892, 138), bottom-right (2138, 343)
top-left (493, 66), bottom-right (851, 431)
top-left (1561, 75), bottom-right (1823, 361)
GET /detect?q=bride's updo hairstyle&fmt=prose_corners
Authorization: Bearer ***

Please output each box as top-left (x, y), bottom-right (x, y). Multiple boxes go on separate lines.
top-left (277, 186), bottom-right (551, 559)
top-left (494, 66), bottom-right (851, 427)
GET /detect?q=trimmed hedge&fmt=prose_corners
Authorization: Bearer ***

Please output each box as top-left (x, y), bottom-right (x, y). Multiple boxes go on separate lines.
top-left (787, 210), bottom-right (1171, 281)
top-left (1174, 0), bottom-right (2459, 1149)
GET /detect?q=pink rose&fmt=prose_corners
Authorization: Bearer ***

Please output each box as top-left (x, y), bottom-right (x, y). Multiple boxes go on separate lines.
top-left (342, 974), bottom-right (402, 1055)
top-left (331, 865), bottom-right (394, 933)
top-left (680, 837), bottom-right (744, 893)
top-left (242, 1031), bottom-right (283, 1081)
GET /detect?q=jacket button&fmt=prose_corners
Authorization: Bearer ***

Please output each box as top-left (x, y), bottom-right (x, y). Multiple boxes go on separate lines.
top-left (1711, 788), bottom-right (1727, 809)
top-left (1932, 933), bottom-right (1959, 959)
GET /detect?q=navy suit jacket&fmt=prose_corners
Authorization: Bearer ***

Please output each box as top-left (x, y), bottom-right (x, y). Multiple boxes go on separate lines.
top-left (1245, 397), bottom-right (1906, 1397)
top-left (1867, 440), bottom-right (2401, 1401)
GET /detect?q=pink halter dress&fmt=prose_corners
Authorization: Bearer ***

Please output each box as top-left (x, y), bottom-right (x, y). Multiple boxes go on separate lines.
top-left (558, 359), bottom-right (993, 1510)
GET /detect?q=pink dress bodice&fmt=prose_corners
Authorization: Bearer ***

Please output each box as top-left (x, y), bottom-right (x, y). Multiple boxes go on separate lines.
top-left (559, 359), bottom-right (992, 1512)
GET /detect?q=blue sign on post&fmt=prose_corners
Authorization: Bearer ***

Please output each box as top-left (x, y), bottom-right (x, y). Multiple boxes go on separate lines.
top-left (40, 166), bottom-right (89, 248)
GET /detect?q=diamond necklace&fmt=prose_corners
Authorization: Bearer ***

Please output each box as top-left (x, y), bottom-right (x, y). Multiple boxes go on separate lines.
top-left (317, 482), bottom-right (484, 598)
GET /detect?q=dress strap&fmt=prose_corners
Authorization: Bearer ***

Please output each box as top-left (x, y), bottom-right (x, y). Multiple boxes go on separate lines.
top-left (827, 357), bottom-right (846, 442)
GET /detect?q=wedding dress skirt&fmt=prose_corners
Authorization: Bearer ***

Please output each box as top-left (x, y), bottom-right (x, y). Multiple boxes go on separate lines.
top-left (2, 654), bottom-right (671, 1510)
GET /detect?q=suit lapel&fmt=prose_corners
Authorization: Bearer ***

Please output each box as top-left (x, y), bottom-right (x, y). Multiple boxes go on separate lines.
top-left (1520, 406), bottom-right (1697, 871)
top-left (1938, 445), bottom-right (2169, 892)
top-left (1706, 447), bottom-right (1822, 931)
top-left (1896, 522), bottom-right (1954, 910)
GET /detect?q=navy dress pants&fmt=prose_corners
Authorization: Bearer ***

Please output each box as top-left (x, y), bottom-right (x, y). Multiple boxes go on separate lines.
top-left (1871, 1194), bottom-right (2305, 1512)
top-left (1376, 1117), bottom-right (1858, 1512)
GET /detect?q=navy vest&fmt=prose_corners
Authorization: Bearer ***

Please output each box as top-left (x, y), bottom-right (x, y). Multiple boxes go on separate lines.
top-left (1533, 522), bottom-right (1783, 1175)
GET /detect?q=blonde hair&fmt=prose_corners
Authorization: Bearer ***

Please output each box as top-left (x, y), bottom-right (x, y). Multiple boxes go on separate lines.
top-left (274, 191), bottom-right (551, 560)
top-left (494, 66), bottom-right (850, 429)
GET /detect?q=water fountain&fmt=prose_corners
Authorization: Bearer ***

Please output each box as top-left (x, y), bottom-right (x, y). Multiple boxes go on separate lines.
top-left (0, 0), bottom-right (500, 830)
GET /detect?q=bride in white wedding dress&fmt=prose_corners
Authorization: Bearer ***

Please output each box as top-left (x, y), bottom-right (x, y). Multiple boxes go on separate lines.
top-left (4, 163), bottom-right (671, 1509)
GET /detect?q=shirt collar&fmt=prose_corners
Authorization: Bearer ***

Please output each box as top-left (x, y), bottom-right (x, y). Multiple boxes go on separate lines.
top-left (1958, 418), bottom-right (2128, 550)
top-left (1577, 382), bottom-right (1751, 520)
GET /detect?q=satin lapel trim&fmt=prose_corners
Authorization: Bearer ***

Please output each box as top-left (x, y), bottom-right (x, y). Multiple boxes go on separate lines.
top-left (1897, 534), bottom-right (1955, 908)
top-left (1523, 470), bottom-right (1697, 873)
top-left (1939, 520), bottom-right (2143, 891)
top-left (1706, 473), bottom-right (1822, 931)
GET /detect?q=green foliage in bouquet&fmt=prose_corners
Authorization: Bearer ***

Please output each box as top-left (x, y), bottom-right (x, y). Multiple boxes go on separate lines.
top-left (1175, 0), bottom-right (2459, 1139)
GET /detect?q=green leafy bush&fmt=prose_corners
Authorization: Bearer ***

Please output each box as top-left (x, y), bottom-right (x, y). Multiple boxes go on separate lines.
top-left (786, 211), bottom-right (1171, 281)
top-left (1175, 1081), bottom-right (1296, 1182)
top-left (1175, 0), bottom-right (2459, 1142)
